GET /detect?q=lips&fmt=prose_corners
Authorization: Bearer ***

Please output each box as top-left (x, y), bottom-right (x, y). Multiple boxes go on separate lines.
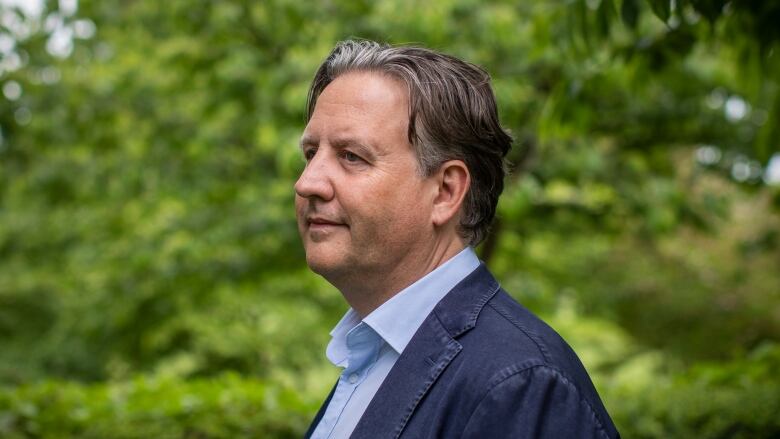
top-left (308, 217), bottom-right (343, 226)
top-left (306, 216), bottom-right (348, 232)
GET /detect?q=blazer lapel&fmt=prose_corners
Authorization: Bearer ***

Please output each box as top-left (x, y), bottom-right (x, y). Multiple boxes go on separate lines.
top-left (350, 265), bottom-right (500, 439)
top-left (350, 314), bottom-right (461, 439)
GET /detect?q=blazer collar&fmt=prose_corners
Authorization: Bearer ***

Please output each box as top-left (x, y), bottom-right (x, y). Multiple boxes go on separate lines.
top-left (433, 263), bottom-right (500, 338)
top-left (350, 264), bottom-right (500, 438)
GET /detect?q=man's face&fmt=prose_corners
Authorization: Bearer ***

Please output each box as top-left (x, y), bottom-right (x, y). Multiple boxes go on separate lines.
top-left (295, 72), bottom-right (436, 285)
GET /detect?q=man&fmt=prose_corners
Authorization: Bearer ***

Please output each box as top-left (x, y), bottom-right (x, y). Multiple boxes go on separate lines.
top-left (295, 40), bottom-right (619, 438)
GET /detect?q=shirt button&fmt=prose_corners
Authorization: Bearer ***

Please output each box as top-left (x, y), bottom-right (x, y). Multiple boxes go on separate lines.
top-left (348, 373), bottom-right (359, 384)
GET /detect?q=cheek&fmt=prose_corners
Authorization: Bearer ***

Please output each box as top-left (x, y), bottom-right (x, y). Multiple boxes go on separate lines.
top-left (345, 167), bottom-right (430, 232)
top-left (294, 196), bottom-right (308, 232)
top-left (378, 183), bottom-right (430, 230)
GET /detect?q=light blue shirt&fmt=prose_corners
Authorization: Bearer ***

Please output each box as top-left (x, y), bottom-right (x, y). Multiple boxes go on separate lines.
top-left (310, 247), bottom-right (481, 439)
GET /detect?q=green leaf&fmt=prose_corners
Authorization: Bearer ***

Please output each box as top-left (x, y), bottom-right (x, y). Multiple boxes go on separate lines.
top-left (689, 0), bottom-right (727, 23)
top-left (597, 0), bottom-right (618, 38)
top-left (621, 0), bottom-right (640, 29)
top-left (647, 0), bottom-right (671, 22)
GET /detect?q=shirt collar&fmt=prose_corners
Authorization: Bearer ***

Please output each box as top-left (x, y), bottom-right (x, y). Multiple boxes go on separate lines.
top-left (363, 247), bottom-right (480, 354)
top-left (325, 247), bottom-right (480, 365)
top-left (326, 308), bottom-right (362, 367)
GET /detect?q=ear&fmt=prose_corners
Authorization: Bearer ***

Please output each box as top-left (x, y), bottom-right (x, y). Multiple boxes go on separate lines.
top-left (431, 160), bottom-right (470, 228)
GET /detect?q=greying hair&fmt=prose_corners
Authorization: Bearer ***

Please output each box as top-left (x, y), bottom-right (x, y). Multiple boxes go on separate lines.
top-left (306, 40), bottom-right (512, 246)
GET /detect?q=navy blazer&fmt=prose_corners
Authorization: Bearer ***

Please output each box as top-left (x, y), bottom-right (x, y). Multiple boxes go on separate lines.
top-left (305, 265), bottom-right (620, 438)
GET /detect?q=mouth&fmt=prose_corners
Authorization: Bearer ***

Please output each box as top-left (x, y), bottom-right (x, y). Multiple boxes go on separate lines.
top-left (306, 216), bottom-right (347, 231)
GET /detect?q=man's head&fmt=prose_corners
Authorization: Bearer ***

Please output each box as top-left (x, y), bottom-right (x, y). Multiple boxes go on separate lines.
top-left (295, 41), bottom-right (511, 309)
top-left (305, 40), bottom-right (513, 247)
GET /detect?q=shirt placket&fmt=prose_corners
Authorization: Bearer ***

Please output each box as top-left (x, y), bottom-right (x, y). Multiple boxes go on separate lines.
top-left (316, 322), bottom-right (384, 439)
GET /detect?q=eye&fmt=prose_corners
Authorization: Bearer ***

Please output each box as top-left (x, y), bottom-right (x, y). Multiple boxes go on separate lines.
top-left (303, 148), bottom-right (316, 161)
top-left (341, 150), bottom-right (364, 163)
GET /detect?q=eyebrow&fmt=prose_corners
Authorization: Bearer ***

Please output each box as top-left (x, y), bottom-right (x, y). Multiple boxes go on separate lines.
top-left (332, 138), bottom-right (371, 151)
top-left (299, 135), bottom-right (318, 150)
top-left (298, 136), bottom-right (378, 160)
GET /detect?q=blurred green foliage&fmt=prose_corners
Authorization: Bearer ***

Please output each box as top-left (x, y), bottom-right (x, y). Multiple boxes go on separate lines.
top-left (0, 373), bottom-right (315, 438)
top-left (1, 0), bottom-right (779, 437)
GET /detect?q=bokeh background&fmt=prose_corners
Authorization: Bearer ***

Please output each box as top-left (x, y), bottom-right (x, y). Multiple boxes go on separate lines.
top-left (1, 0), bottom-right (779, 437)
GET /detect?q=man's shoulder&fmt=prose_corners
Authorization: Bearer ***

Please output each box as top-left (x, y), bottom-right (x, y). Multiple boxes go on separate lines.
top-left (431, 264), bottom-right (588, 374)
top-left (447, 286), bottom-right (620, 438)
top-left (476, 289), bottom-right (581, 366)
top-left (366, 266), bottom-right (620, 438)
top-left (450, 288), bottom-right (579, 374)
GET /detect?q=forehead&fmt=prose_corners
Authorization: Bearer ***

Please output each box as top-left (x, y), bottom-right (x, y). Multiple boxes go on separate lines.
top-left (302, 71), bottom-right (410, 150)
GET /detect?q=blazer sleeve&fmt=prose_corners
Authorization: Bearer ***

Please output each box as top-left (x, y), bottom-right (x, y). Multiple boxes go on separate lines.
top-left (460, 365), bottom-right (617, 439)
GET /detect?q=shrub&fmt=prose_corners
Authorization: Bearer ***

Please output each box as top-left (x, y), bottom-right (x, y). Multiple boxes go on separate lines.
top-left (0, 373), bottom-right (316, 439)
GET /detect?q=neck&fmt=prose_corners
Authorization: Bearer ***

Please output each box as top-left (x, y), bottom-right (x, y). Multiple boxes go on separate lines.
top-left (338, 236), bottom-right (466, 318)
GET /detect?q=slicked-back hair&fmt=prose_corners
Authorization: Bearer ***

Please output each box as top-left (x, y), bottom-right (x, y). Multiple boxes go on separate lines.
top-left (306, 40), bottom-right (513, 247)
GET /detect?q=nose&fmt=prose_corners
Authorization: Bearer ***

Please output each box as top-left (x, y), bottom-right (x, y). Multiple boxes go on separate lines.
top-left (294, 152), bottom-right (335, 201)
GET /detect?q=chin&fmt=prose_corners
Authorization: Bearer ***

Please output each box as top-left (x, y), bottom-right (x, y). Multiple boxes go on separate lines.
top-left (305, 249), bottom-right (346, 278)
